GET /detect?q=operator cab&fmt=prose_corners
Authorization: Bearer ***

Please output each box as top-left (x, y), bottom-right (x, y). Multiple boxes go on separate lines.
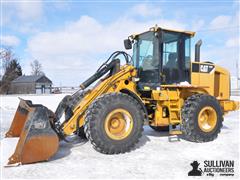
top-left (124, 26), bottom-right (195, 90)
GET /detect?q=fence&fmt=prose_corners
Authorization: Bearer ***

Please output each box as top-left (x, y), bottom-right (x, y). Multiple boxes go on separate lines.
top-left (53, 86), bottom-right (240, 96)
top-left (52, 86), bottom-right (80, 94)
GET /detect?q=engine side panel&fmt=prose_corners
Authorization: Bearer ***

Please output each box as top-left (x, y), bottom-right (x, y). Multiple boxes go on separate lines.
top-left (191, 62), bottom-right (230, 100)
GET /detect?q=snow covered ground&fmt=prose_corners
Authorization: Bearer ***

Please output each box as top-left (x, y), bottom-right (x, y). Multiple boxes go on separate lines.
top-left (0, 94), bottom-right (239, 179)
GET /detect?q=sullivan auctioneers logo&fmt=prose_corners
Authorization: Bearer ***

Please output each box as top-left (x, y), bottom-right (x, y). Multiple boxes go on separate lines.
top-left (188, 160), bottom-right (234, 177)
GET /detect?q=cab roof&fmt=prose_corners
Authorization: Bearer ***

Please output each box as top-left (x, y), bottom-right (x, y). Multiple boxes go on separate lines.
top-left (130, 25), bottom-right (195, 39)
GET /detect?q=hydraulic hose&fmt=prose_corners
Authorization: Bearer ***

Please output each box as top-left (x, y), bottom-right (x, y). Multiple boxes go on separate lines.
top-left (80, 59), bottom-right (120, 89)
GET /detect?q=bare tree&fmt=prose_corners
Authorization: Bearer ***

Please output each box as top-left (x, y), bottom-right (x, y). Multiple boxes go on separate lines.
top-left (0, 47), bottom-right (14, 75)
top-left (30, 60), bottom-right (44, 75)
top-left (0, 47), bottom-right (22, 94)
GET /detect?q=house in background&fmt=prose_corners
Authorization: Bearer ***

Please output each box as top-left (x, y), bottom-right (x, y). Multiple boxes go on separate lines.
top-left (10, 75), bottom-right (52, 94)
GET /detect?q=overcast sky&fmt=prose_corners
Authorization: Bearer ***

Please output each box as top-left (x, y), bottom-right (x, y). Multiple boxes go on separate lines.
top-left (1, 1), bottom-right (239, 86)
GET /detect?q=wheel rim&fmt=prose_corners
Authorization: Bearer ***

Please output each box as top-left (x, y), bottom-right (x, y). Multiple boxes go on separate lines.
top-left (198, 106), bottom-right (217, 132)
top-left (104, 108), bottom-right (133, 140)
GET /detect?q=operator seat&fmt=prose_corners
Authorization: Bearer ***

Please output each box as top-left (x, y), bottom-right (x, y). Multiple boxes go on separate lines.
top-left (163, 53), bottom-right (178, 84)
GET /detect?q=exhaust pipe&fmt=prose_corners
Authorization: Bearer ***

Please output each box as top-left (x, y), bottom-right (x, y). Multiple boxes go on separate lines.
top-left (195, 39), bottom-right (202, 62)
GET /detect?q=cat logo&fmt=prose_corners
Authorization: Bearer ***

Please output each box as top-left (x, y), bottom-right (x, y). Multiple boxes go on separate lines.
top-left (200, 65), bottom-right (214, 73)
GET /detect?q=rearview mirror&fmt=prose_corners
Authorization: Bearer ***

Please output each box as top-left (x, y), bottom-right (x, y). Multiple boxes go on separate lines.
top-left (124, 39), bottom-right (132, 50)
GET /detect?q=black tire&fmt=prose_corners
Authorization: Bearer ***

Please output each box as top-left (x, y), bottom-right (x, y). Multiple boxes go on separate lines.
top-left (66, 107), bottom-right (87, 138)
top-left (181, 94), bottom-right (223, 142)
top-left (75, 126), bottom-right (86, 139)
top-left (64, 91), bottom-right (87, 139)
top-left (84, 93), bottom-right (144, 154)
top-left (149, 125), bottom-right (169, 131)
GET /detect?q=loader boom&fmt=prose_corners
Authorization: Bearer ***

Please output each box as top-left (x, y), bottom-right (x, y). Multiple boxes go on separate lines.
top-left (62, 64), bottom-right (139, 135)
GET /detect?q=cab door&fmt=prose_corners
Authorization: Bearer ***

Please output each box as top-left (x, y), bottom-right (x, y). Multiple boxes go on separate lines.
top-left (161, 30), bottom-right (191, 84)
top-left (136, 31), bottom-right (160, 90)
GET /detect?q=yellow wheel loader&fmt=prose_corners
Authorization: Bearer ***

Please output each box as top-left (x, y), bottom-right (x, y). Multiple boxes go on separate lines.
top-left (5, 26), bottom-right (239, 165)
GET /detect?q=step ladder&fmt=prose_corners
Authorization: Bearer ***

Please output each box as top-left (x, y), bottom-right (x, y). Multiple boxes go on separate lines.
top-left (168, 100), bottom-right (182, 125)
top-left (168, 124), bottom-right (182, 142)
top-left (166, 89), bottom-right (182, 142)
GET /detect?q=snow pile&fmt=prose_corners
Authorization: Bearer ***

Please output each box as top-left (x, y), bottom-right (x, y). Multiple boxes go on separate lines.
top-left (1, 138), bottom-right (19, 166)
top-left (0, 95), bottom-right (239, 179)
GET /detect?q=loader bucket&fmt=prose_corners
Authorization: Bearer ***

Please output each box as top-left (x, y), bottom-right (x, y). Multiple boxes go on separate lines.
top-left (5, 99), bottom-right (59, 165)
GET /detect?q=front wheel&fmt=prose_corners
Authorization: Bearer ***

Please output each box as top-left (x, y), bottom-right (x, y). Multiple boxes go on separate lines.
top-left (84, 93), bottom-right (144, 154)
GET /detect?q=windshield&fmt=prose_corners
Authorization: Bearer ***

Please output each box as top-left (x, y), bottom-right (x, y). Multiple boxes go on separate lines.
top-left (133, 32), bottom-right (158, 70)
top-left (132, 31), bottom-right (159, 83)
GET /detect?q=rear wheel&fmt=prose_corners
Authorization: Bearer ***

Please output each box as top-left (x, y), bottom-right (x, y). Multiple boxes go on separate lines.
top-left (181, 94), bottom-right (223, 142)
top-left (84, 93), bottom-right (144, 154)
